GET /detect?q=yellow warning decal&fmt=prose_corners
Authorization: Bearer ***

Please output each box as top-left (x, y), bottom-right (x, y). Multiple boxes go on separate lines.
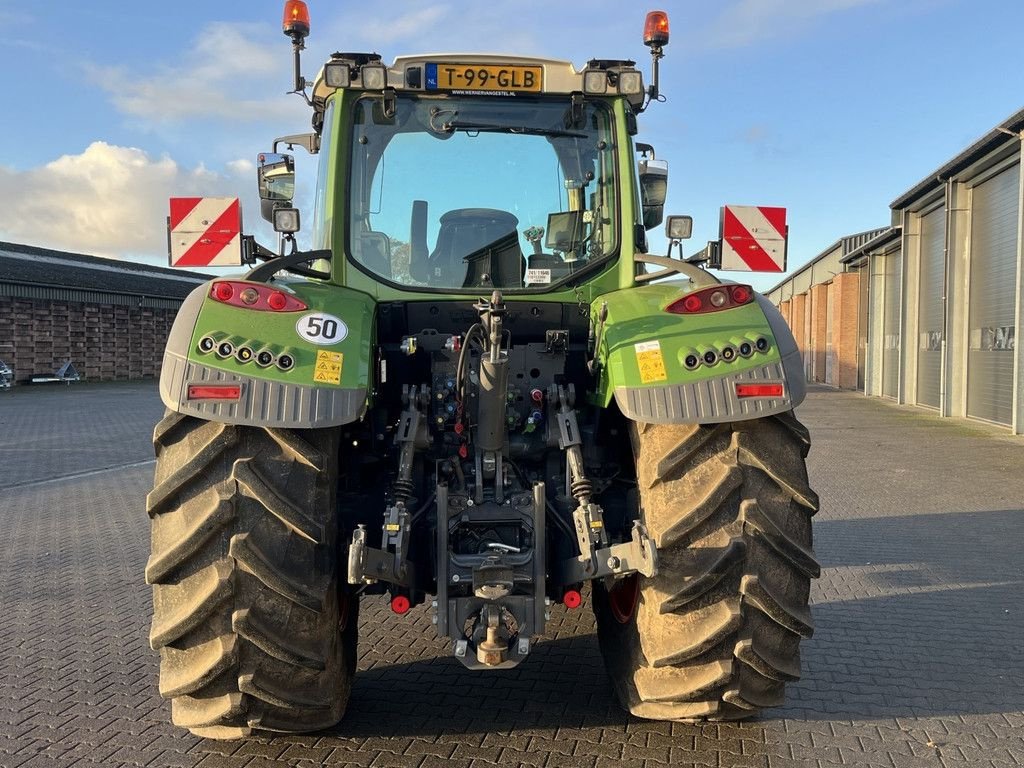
top-left (385, 524), bottom-right (401, 532)
top-left (313, 350), bottom-right (343, 385)
top-left (635, 340), bottom-right (668, 383)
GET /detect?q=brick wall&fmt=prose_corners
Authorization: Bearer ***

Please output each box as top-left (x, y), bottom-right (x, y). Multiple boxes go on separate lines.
top-left (0, 297), bottom-right (177, 384)
top-left (810, 283), bottom-right (829, 382)
top-left (832, 272), bottom-right (861, 390)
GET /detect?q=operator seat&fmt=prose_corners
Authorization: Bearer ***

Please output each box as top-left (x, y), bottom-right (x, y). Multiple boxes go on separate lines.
top-left (422, 208), bottom-right (524, 287)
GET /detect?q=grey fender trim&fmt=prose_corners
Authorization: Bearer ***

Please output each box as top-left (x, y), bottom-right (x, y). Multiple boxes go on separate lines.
top-left (614, 360), bottom-right (794, 424)
top-left (159, 352), bottom-right (367, 428)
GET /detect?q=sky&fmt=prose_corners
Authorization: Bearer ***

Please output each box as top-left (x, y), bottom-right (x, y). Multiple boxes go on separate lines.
top-left (1, 0), bottom-right (1022, 291)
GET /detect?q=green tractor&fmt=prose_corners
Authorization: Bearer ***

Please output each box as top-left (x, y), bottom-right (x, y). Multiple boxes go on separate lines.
top-left (149, 4), bottom-right (819, 739)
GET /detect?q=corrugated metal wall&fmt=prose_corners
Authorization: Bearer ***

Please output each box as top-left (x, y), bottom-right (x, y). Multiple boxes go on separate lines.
top-left (916, 207), bottom-right (945, 408)
top-left (967, 164), bottom-right (1020, 425)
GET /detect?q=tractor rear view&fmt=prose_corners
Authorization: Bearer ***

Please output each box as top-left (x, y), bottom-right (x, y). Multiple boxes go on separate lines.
top-left (149, 3), bottom-right (818, 738)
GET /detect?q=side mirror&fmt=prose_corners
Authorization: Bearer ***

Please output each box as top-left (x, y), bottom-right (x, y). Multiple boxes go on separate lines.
top-left (638, 158), bottom-right (668, 230)
top-left (665, 215), bottom-right (693, 241)
top-left (257, 152), bottom-right (296, 217)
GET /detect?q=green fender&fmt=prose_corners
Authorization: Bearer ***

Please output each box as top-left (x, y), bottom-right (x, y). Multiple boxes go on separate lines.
top-left (159, 277), bottom-right (374, 428)
top-left (591, 281), bottom-right (805, 424)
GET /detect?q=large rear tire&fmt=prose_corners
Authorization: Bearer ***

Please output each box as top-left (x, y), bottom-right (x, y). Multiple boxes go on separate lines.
top-left (593, 413), bottom-right (819, 721)
top-left (146, 411), bottom-right (358, 738)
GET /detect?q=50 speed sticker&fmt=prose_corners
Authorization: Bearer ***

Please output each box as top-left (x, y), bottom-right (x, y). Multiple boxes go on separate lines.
top-left (296, 312), bottom-right (347, 345)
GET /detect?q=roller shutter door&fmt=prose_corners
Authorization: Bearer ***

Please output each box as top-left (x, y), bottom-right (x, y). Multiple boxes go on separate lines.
top-left (967, 164), bottom-right (1019, 425)
top-left (882, 249), bottom-right (902, 399)
top-left (916, 207), bottom-right (944, 408)
top-left (869, 254), bottom-right (886, 395)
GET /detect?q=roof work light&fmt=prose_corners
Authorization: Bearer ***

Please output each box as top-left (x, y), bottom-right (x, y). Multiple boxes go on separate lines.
top-left (282, 0), bottom-right (310, 40)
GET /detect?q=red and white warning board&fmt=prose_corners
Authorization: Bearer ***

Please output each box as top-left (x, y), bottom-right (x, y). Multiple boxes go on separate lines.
top-left (719, 205), bottom-right (787, 273)
top-left (168, 197), bottom-right (243, 267)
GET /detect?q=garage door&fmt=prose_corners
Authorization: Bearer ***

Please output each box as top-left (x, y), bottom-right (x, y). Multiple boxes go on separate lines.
top-left (967, 164), bottom-right (1019, 425)
top-left (916, 207), bottom-right (944, 408)
top-left (882, 248), bottom-right (902, 400)
top-left (869, 256), bottom-right (885, 395)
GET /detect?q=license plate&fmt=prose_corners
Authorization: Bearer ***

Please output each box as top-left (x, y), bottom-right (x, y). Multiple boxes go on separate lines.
top-left (426, 63), bottom-right (543, 93)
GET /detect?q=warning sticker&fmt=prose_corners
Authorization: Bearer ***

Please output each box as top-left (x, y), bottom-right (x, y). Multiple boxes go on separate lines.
top-left (525, 268), bottom-right (551, 284)
top-left (313, 350), bottom-right (343, 385)
top-left (635, 340), bottom-right (667, 383)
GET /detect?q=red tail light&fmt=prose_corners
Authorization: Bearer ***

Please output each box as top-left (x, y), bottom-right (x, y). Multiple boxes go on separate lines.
top-left (666, 284), bottom-right (755, 315)
top-left (563, 590), bottom-right (582, 609)
top-left (735, 383), bottom-right (784, 399)
top-left (209, 281), bottom-right (307, 312)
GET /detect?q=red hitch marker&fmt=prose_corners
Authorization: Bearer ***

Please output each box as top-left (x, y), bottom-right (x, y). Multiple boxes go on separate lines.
top-left (563, 590), bottom-right (582, 609)
top-left (390, 595), bottom-right (411, 614)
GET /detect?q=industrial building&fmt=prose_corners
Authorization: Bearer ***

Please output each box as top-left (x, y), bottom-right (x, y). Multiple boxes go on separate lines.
top-left (0, 242), bottom-right (206, 384)
top-left (768, 108), bottom-right (1024, 434)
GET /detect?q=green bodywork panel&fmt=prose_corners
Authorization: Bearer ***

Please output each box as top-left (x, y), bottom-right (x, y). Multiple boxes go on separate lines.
top-left (187, 280), bottom-right (375, 390)
top-left (591, 282), bottom-right (780, 407)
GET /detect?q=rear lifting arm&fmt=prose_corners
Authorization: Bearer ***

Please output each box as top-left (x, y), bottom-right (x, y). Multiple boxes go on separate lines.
top-left (552, 385), bottom-right (658, 584)
top-left (347, 384), bottom-right (429, 587)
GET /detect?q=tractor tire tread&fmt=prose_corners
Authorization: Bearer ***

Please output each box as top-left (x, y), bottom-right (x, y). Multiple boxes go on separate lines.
top-left (148, 411), bottom-right (354, 738)
top-left (595, 413), bottom-right (819, 722)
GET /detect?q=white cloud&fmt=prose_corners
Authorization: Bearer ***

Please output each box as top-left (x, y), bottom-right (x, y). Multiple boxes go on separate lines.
top-left (0, 142), bottom-right (256, 260)
top-left (354, 7), bottom-right (452, 45)
top-left (226, 158), bottom-right (255, 176)
top-left (89, 22), bottom-right (301, 125)
top-left (320, 3), bottom-right (544, 58)
top-left (699, 0), bottom-right (887, 49)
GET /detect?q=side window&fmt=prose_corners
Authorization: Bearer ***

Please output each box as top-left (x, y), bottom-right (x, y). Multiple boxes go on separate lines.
top-left (311, 100), bottom-right (336, 250)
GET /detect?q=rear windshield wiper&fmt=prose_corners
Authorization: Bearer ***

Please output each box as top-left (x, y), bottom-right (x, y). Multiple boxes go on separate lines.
top-left (444, 120), bottom-right (587, 139)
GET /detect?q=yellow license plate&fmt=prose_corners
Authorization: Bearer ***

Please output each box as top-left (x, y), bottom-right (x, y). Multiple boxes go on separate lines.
top-left (427, 63), bottom-right (543, 93)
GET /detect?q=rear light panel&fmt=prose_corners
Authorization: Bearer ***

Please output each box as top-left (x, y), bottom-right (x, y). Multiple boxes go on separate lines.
top-left (209, 281), bottom-right (307, 312)
top-left (666, 284), bottom-right (755, 315)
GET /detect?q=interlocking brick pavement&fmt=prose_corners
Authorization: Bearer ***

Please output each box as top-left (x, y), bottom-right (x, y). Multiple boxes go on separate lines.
top-left (0, 382), bottom-right (1022, 767)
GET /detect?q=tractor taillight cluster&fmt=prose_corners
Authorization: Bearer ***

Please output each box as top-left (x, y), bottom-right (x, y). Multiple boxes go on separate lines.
top-left (210, 281), bottom-right (307, 312)
top-left (665, 285), bottom-right (754, 315)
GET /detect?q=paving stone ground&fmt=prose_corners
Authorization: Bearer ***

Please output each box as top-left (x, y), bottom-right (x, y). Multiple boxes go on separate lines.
top-left (0, 382), bottom-right (1022, 767)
